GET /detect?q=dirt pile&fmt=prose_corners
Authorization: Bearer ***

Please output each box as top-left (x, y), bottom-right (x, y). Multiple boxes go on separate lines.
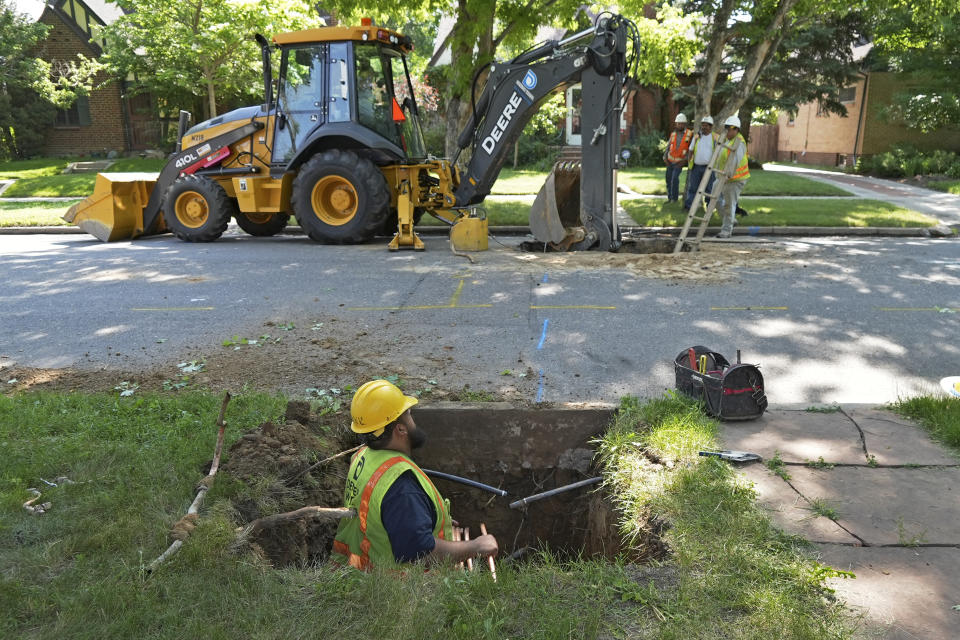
top-left (225, 400), bottom-right (354, 567)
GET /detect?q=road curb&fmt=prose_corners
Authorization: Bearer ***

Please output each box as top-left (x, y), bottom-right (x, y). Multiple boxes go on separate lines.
top-left (3, 225), bottom-right (953, 238)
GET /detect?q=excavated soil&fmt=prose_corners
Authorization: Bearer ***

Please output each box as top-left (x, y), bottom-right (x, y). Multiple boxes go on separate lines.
top-left (224, 400), bottom-right (353, 567)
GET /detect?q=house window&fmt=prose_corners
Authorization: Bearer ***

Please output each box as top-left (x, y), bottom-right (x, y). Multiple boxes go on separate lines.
top-left (54, 95), bottom-right (91, 127)
top-left (839, 86), bottom-right (856, 103)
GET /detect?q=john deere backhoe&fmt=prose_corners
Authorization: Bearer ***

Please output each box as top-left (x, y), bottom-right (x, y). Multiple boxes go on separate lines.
top-left (65, 13), bottom-right (639, 251)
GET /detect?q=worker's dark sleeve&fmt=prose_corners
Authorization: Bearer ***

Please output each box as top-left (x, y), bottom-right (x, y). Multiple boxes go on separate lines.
top-left (380, 470), bottom-right (437, 562)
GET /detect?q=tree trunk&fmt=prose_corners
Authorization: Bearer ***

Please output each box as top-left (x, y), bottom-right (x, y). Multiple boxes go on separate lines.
top-left (204, 71), bottom-right (217, 120)
top-left (694, 0), bottom-right (737, 122)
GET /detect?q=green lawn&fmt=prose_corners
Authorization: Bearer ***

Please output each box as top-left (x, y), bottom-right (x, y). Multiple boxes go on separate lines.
top-left (623, 197), bottom-right (938, 227)
top-left (926, 180), bottom-right (960, 195)
top-left (0, 157), bottom-right (79, 179)
top-left (0, 200), bottom-right (80, 227)
top-left (0, 390), bottom-right (851, 639)
top-left (892, 396), bottom-right (960, 452)
top-left (489, 167), bottom-right (850, 196)
top-left (419, 200), bottom-right (532, 226)
top-left (0, 157), bottom-right (165, 197)
top-left (620, 167), bottom-right (851, 196)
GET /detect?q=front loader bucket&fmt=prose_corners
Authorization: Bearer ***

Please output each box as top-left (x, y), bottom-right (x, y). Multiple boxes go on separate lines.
top-left (63, 172), bottom-right (161, 242)
top-left (529, 161), bottom-right (582, 246)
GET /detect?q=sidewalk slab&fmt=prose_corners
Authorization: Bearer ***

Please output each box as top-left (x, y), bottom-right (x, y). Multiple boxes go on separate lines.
top-left (814, 545), bottom-right (960, 640)
top-left (739, 464), bottom-right (858, 544)
top-left (721, 408), bottom-right (866, 464)
top-left (843, 406), bottom-right (959, 466)
top-left (785, 466), bottom-right (960, 546)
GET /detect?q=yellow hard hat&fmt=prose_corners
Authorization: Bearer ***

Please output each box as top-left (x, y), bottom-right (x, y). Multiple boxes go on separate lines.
top-left (350, 379), bottom-right (418, 436)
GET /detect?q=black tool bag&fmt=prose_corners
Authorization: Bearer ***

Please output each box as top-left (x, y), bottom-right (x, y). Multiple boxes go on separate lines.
top-left (674, 346), bottom-right (767, 421)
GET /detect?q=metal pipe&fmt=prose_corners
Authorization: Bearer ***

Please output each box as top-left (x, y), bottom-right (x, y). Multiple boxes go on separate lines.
top-left (423, 469), bottom-right (508, 497)
top-left (558, 26), bottom-right (597, 47)
top-left (509, 476), bottom-right (601, 510)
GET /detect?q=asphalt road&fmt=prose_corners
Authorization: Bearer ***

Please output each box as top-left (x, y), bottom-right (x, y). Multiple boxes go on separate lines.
top-left (1, 231), bottom-right (957, 404)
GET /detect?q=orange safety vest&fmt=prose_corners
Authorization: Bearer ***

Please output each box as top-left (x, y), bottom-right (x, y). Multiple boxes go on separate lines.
top-left (666, 129), bottom-right (693, 163)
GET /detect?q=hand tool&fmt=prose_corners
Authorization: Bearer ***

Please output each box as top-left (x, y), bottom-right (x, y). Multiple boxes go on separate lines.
top-left (698, 450), bottom-right (762, 463)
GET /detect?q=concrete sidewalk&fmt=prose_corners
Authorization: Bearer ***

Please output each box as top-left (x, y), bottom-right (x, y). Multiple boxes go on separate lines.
top-left (721, 405), bottom-right (960, 639)
top-left (764, 164), bottom-right (960, 228)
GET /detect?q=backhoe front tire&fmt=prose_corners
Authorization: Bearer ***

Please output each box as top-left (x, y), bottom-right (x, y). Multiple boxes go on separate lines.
top-left (291, 150), bottom-right (390, 244)
top-left (163, 175), bottom-right (234, 242)
top-left (235, 211), bottom-right (290, 237)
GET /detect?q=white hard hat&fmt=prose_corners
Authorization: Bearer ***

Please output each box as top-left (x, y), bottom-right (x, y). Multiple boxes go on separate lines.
top-left (674, 113), bottom-right (688, 124)
top-left (724, 115), bottom-right (741, 128)
top-left (701, 116), bottom-right (714, 125)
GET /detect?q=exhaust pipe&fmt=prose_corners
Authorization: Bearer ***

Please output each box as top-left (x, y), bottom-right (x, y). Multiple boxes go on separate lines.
top-left (175, 110), bottom-right (191, 153)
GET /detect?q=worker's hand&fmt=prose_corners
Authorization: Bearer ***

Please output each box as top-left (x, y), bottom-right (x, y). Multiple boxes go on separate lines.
top-left (472, 534), bottom-right (498, 558)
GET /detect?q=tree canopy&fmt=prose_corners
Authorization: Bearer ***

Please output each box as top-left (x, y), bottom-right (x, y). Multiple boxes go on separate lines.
top-left (0, 0), bottom-right (102, 158)
top-left (102, 0), bottom-right (320, 120)
top-left (869, 0), bottom-right (960, 132)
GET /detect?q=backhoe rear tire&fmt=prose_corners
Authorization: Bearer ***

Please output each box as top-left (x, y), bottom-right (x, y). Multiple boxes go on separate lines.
top-left (291, 150), bottom-right (390, 244)
top-left (163, 175), bottom-right (234, 242)
top-left (235, 211), bottom-right (290, 237)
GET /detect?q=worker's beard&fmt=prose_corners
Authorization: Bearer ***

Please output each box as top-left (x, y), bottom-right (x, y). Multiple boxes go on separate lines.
top-left (409, 426), bottom-right (427, 450)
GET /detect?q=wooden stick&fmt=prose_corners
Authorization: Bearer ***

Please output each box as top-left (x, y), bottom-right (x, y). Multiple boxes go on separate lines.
top-left (452, 526), bottom-right (464, 569)
top-left (464, 527), bottom-right (474, 571)
top-left (148, 391), bottom-right (231, 572)
top-left (285, 444), bottom-right (364, 485)
top-left (246, 506), bottom-right (356, 535)
top-left (480, 523), bottom-right (497, 582)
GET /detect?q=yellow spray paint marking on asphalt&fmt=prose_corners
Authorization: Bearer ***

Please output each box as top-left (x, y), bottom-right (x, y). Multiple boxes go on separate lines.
top-left (710, 306), bottom-right (788, 311)
top-left (348, 277), bottom-right (492, 311)
top-left (131, 307), bottom-right (215, 311)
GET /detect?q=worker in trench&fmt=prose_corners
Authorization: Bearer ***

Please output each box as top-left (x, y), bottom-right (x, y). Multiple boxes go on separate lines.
top-left (331, 379), bottom-right (498, 569)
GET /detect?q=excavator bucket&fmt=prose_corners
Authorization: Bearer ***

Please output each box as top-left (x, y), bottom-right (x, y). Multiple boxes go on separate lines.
top-left (528, 161), bottom-right (584, 247)
top-left (63, 172), bottom-right (162, 242)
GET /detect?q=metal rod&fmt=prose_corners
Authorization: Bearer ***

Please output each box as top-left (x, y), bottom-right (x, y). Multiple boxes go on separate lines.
top-left (423, 469), bottom-right (508, 497)
top-left (508, 476), bottom-right (602, 510)
top-left (558, 25), bottom-right (597, 47)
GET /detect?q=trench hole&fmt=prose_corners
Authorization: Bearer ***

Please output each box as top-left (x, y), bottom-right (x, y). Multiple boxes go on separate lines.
top-left (223, 401), bottom-right (665, 568)
top-left (519, 237), bottom-right (678, 254)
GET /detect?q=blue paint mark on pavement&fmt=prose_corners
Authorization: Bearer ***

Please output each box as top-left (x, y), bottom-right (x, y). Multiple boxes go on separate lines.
top-left (537, 318), bottom-right (549, 350)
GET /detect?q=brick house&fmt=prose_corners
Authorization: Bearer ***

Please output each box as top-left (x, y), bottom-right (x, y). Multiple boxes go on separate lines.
top-left (28, 0), bottom-right (160, 155)
top-left (773, 71), bottom-right (960, 167)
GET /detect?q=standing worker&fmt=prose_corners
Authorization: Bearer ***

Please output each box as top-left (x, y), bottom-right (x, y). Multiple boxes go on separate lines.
top-left (663, 113), bottom-right (692, 203)
top-left (715, 115), bottom-right (751, 238)
top-left (683, 116), bottom-right (718, 211)
top-left (332, 379), bottom-right (498, 570)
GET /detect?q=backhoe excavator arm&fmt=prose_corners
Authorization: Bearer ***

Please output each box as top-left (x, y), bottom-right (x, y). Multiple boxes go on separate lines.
top-left (450, 13), bottom-right (637, 250)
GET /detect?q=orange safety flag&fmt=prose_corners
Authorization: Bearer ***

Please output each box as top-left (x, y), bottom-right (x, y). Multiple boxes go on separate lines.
top-left (392, 98), bottom-right (406, 122)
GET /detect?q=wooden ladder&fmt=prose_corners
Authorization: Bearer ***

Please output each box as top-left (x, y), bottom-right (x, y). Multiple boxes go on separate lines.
top-left (673, 140), bottom-right (735, 254)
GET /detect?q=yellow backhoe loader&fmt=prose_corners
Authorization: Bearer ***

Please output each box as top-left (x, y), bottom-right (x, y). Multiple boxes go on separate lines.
top-left (65, 14), bottom-right (639, 251)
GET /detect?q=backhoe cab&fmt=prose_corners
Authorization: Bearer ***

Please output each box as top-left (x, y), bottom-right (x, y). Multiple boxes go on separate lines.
top-left (65, 13), bottom-right (639, 252)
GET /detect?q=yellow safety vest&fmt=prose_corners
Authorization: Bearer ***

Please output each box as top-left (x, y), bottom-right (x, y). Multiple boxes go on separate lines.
top-left (718, 133), bottom-right (750, 182)
top-left (331, 446), bottom-right (451, 570)
top-left (687, 132), bottom-right (721, 169)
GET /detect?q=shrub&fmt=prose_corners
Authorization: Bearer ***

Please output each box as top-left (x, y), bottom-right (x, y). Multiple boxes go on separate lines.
top-left (857, 144), bottom-right (960, 179)
top-left (622, 129), bottom-right (667, 167)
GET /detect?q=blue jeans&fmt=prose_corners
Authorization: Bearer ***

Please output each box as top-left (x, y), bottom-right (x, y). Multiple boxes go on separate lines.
top-left (665, 163), bottom-right (684, 201)
top-left (684, 164), bottom-right (715, 210)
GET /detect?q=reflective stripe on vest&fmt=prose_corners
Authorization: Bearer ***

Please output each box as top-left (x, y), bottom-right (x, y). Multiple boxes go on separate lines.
top-left (331, 447), bottom-right (448, 570)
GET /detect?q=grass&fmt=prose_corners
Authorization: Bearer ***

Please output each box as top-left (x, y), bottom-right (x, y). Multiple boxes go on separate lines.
top-left (1, 390), bottom-right (853, 639)
top-left (0, 200), bottom-right (80, 227)
top-left (925, 179), bottom-right (960, 195)
top-left (0, 157), bottom-right (165, 197)
top-left (806, 498), bottom-right (840, 520)
top-left (620, 167), bottom-right (851, 196)
top-left (595, 393), bottom-right (852, 638)
top-left (0, 157), bottom-right (79, 179)
top-left (419, 200), bottom-right (531, 227)
top-left (489, 167), bottom-right (850, 196)
top-left (622, 197), bottom-right (938, 228)
top-left (891, 395), bottom-right (960, 453)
